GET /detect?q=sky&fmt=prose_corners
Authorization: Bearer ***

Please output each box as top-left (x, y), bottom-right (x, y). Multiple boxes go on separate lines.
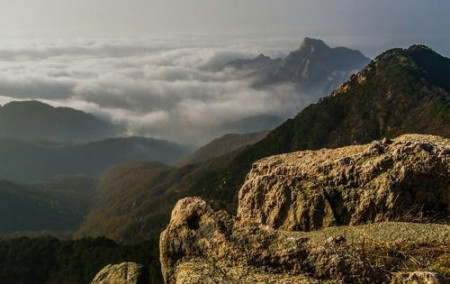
top-left (0, 1), bottom-right (448, 145)
top-left (0, 0), bottom-right (448, 54)
top-left (0, 0), bottom-right (448, 52)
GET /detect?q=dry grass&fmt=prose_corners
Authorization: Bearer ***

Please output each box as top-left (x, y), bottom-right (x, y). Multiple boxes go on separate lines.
top-left (284, 222), bottom-right (450, 279)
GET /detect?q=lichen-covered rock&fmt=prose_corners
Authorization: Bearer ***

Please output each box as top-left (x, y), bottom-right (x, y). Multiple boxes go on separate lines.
top-left (238, 134), bottom-right (450, 231)
top-left (91, 262), bottom-right (148, 284)
top-left (160, 135), bottom-right (450, 284)
top-left (160, 197), bottom-right (386, 284)
top-left (391, 271), bottom-right (448, 284)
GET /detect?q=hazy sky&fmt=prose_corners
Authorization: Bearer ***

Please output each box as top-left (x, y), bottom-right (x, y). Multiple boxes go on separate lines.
top-left (0, 0), bottom-right (448, 55)
top-left (0, 0), bottom-right (447, 35)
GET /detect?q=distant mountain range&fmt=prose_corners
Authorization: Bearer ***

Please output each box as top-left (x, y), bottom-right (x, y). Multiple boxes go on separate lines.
top-left (0, 100), bottom-right (194, 181)
top-left (0, 100), bottom-right (193, 235)
top-left (226, 37), bottom-right (370, 96)
top-left (0, 136), bottom-right (191, 181)
top-left (76, 44), bottom-right (450, 242)
top-left (0, 128), bottom-right (271, 234)
top-left (0, 101), bottom-right (116, 142)
top-left (218, 38), bottom-right (370, 136)
top-left (0, 39), bottom-right (368, 147)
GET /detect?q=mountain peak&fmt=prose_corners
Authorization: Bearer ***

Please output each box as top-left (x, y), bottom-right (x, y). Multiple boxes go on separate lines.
top-left (0, 100), bottom-right (117, 143)
top-left (298, 37), bottom-right (329, 52)
top-left (2, 100), bottom-right (53, 110)
top-left (408, 44), bottom-right (433, 52)
top-left (253, 53), bottom-right (272, 62)
top-left (255, 53), bottom-right (269, 59)
top-left (374, 44), bottom-right (435, 62)
top-left (353, 44), bottom-right (450, 92)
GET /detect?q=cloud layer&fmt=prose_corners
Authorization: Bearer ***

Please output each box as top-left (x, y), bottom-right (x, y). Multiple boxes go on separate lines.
top-left (0, 35), bottom-right (315, 145)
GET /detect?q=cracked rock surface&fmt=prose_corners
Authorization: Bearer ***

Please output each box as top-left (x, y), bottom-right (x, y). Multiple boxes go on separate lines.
top-left (160, 197), bottom-right (383, 284)
top-left (238, 134), bottom-right (450, 231)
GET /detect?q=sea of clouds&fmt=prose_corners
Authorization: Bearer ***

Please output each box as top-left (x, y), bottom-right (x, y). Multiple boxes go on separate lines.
top-left (0, 34), bottom-right (320, 145)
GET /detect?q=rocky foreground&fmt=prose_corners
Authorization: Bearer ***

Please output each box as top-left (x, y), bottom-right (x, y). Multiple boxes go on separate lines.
top-left (91, 134), bottom-right (450, 283)
top-left (158, 134), bottom-right (450, 283)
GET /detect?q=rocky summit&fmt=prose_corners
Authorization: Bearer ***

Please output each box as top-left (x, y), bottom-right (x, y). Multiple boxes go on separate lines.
top-left (160, 134), bottom-right (450, 283)
top-left (225, 37), bottom-right (370, 95)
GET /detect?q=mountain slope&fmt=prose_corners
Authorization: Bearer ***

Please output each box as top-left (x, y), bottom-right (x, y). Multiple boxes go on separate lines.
top-left (76, 161), bottom-right (176, 240)
top-left (245, 44), bottom-right (450, 156)
top-left (177, 131), bottom-right (269, 166)
top-left (220, 115), bottom-right (284, 135)
top-left (0, 180), bottom-right (93, 233)
top-left (226, 37), bottom-right (370, 95)
top-left (0, 101), bottom-right (116, 142)
top-left (0, 137), bottom-right (189, 181)
top-left (77, 45), bottom-right (450, 242)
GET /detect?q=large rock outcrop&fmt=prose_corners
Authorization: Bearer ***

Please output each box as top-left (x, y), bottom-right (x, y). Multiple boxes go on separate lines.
top-left (160, 197), bottom-right (449, 283)
top-left (160, 197), bottom-right (386, 284)
top-left (238, 134), bottom-right (450, 231)
top-left (160, 134), bottom-right (450, 283)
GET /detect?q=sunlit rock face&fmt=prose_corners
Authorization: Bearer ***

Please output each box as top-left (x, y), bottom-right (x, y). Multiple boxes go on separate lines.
top-left (238, 134), bottom-right (450, 230)
top-left (159, 134), bottom-right (450, 284)
top-left (159, 197), bottom-right (380, 284)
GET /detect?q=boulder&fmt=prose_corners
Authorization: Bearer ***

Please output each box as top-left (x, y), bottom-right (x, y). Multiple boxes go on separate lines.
top-left (160, 197), bottom-right (386, 284)
top-left (91, 262), bottom-right (148, 284)
top-left (238, 134), bottom-right (450, 231)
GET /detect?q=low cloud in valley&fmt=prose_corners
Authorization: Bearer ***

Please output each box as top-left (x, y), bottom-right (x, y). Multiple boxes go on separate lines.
top-left (0, 35), bottom-right (313, 145)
